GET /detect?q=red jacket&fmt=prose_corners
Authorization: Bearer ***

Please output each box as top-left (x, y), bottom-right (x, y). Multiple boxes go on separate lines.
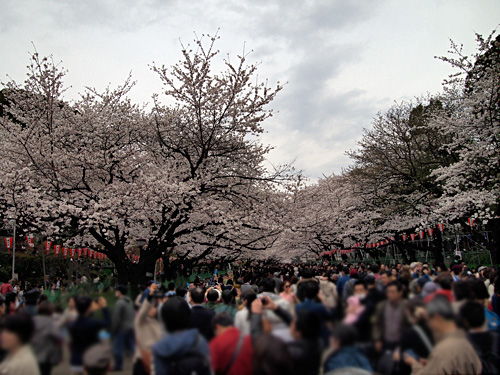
top-left (209, 327), bottom-right (253, 375)
top-left (0, 283), bottom-right (12, 295)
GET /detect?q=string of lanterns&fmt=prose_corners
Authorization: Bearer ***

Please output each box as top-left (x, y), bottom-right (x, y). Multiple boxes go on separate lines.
top-left (320, 219), bottom-right (477, 257)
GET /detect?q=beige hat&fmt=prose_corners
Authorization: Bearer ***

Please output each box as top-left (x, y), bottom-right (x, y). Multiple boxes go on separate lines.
top-left (83, 343), bottom-right (112, 371)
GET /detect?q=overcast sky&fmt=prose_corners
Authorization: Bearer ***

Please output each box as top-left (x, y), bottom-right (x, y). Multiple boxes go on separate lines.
top-left (1, 0), bottom-right (499, 180)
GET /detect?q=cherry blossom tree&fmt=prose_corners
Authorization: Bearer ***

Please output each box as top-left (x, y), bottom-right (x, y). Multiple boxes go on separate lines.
top-left (0, 36), bottom-right (292, 284)
top-left (431, 32), bottom-right (500, 262)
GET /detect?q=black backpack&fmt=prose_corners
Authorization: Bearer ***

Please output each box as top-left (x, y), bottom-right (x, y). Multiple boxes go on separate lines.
top-left (473, 332), bottom-right (499, 375)
top-left (168, 336), bottom-right (211, 375)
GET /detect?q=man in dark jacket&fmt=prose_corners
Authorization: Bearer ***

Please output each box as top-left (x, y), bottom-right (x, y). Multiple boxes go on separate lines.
top-left (190, 287), bottom-right (215, 341)
top-left (460, 300), bottom-right (499, 375)
top-left (153, 296), bottom-right (210, 375)
top-left (111, 285), bottom-right (135, 371)
top-left (68, 296), bottom-right (110, 373)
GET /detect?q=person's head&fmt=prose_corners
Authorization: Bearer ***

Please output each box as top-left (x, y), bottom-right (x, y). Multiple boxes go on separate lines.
top-left (262, 277), bottom-right (276, 293)
top-left (212, 313), bottom-right (233, 336)
top-left (283, 280), bottom-right (292, 293)
top-left (421, 282), bottom-right (441, 299)
top-left (453, 280), bottom-right (473, 301)
top-left (252, 334), bottom-right (293, 375)
top-left (114, 285), bottom-right (127, 298)
top-left (386, 281), bottom-right (403, 303)
top-left (290, 310), bottom-right (321, 341)
top-left (160, 296), bottom-right (191, 333)
top-left (0, 312), bottom-right (35, 352)
top-left (471, 279), bottom-right (490, 302)
top-left (176, 287), bottom-right (188, 299)
top-left (410, 262), bottom-right (422, 273)
top-left (451, 264), bottom-right (463, 276)
top-left (75, 295), bottom-right (94, 316)
top-left (207, 289), bottom-right (219, 303)
top-left (380, 271), bottom-right (392, 286)
top-left (435, 272), bottom-right (453, 290)
top-left (401, 265), bottom-right (411, 276)
top-left (241, 290), bottom-right (257, 310)
top-left (221, 289), bottom-right (233, 305)
top-left (24, 289), bottom-right (40, 306)
top-left (460, 300), bottom-right (486, 331)
top-left (37, 300), bottom-right (54, 316)
top-left (353, 280), bottom-right (367, 298)
top-left (83, 343), bottom-right (112, 375)
top-left (405, 298), bottom-right (426, 325)
top-left (342, 266), bottom-right (350, 276)
top-left (190, 287), bottom-right (205, 305)
top-left (349, 269), bottom-right (358, 279)
top-left (426, 295), bottom-right (456, 334)
top-left (364, 275), bottom-right (376, 289)
top-left (330, 324), bottom-right (357, 351)
top-left (167, 282), bottom-right (176, 292)
top-left (67, 295), bottom-right (77, 310)
top-left (303, 281), bottom-right (320, 300)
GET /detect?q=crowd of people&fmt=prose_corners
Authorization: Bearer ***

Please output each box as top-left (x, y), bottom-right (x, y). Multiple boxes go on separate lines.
top-left (0, 257), bottom-right (499, 375)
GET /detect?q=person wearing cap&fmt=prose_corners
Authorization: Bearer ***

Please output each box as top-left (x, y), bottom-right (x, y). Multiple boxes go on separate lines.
top-left (83, 343), bottom-right (112, 375)
top-left (421, 282), bottom-right (441, 300)
top-left (0, 312), bottom-right (40, 375)
top-left (111, 285), bottom-right (135, 372)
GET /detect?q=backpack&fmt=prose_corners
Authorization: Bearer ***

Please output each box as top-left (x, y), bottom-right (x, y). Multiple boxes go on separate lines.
top-left (484, 309), bottom-right (500, 333)
top-left (168, 336), bottom-right (211, 375)
top-left (472, 332), bottom-right (499, 375)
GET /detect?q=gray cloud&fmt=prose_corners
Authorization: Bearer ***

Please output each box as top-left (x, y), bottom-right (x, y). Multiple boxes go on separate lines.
top-left (1, 0), bottom-right (498, 180)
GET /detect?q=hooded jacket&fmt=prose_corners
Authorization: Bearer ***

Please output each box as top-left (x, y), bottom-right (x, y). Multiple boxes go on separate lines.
top-left (152, 328), bottom-right (209, 375)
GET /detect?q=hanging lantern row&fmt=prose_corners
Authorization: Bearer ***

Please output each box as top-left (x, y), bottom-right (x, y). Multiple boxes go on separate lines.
top-left (43, 242), bottom-right (108, 260)
top-left (320, 217), bottom-right (478, 256)
top-left (128, 254), bottom-right (140, 262)
top-left (2, 239), bottom-right (108, 261)
top-left (321, 249), bottom-right (356, 256)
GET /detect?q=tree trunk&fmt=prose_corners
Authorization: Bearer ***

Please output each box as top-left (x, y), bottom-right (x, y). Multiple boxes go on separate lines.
top-left (434, 230), bottom-right (444, 265)
top-left (486, 217), bottom-right (500, 265)
top-left (108, 247), bottom-right (157, 286)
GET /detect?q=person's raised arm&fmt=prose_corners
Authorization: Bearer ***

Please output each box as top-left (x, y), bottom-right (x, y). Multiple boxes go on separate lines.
top-left (261, 295), bottom-right (293, 325)
top-left (137, 284), bottom-right (158, 325)
top-left (250, 299), bottom-right (264, 342)
top-left (97, 296), bottom-right (111, 328)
